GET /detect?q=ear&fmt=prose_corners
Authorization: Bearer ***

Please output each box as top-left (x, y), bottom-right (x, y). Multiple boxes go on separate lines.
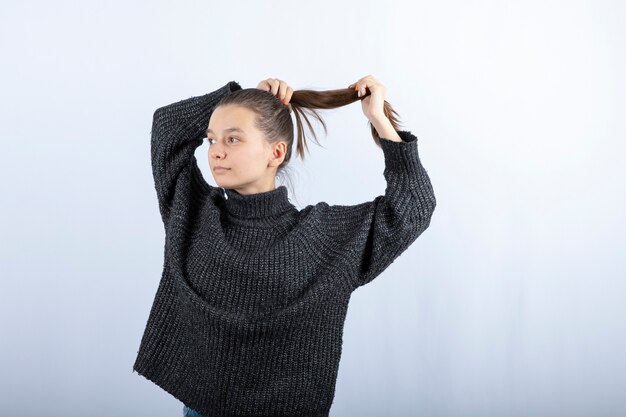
top-left (269, 141), bottom-right (287, 166)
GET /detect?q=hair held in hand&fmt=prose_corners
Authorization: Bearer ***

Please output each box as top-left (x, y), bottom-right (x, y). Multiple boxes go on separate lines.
top-left (216, 85), bottom-right (404, 166)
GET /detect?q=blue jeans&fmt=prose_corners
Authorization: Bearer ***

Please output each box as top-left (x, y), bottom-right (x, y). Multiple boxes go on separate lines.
top-left (183, 405), bottom-right (206, 417)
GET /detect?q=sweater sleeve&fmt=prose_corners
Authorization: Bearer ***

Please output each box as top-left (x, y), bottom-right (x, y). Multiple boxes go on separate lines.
top-left (150, 80), bottom-right (242, 227)
top-left (320, 130), bottom-right (436, 290)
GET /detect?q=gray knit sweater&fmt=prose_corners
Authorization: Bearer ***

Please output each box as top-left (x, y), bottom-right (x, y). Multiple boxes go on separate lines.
top-left (132, 80), bottom-right (436, 417)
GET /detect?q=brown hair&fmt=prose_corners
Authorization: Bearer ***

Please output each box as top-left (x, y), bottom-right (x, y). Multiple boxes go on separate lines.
top-left (214, 85), bottom-right (403, 192)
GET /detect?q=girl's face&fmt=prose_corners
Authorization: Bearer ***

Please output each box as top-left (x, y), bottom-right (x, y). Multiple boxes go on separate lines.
top-left (206, 104), bottom-right (285, 194)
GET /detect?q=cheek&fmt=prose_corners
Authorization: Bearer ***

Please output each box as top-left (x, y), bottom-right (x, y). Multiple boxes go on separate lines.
top-left (240, 148), bottom-right (266, 165)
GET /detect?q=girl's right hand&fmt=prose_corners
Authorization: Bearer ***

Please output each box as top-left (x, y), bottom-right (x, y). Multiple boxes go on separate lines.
top-left (348, 75), bottom-right (387, 123)
top-left (256, 78), bottom-right (293, 106)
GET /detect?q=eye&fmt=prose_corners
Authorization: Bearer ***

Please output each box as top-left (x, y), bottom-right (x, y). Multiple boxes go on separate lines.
top-left (206, 136), bottom-right (239, 145)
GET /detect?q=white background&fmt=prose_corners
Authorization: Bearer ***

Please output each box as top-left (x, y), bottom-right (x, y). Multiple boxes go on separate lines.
top-left (1, 1), bottom-right (625, 416)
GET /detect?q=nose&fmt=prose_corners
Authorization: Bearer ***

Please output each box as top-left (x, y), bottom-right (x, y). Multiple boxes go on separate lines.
top-left (209, 144), bottom-right (225, 159)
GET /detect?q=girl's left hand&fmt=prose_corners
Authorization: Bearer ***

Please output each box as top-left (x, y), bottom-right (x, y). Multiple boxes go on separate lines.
top-left (256, 78), bottom-right (293, 106)
top-left (348, 75), bottom-right (387, 123)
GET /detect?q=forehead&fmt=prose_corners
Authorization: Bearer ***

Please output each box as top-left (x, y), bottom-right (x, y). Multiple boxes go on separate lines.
top-left (207, 105), bottom-right (255, 135)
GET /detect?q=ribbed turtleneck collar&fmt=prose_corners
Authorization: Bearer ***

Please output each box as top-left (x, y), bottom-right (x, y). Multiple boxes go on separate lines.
top-left (220, 185), bottom-right (295, 218)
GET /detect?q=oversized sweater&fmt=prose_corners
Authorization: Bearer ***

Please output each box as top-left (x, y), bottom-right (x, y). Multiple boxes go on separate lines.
top-left (132, 80), bottom-right (437, 417)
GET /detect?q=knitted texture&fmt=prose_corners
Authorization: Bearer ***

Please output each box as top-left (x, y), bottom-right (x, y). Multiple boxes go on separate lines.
top-left (132, 81), bottom-right (437, 417)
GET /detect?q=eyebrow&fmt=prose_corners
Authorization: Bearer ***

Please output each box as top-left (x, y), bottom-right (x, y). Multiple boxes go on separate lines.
top-left (205, 127), bottom-right (246, 136)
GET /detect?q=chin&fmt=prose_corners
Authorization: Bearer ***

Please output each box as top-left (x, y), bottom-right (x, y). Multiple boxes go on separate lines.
top-left (213, 178), bottom-right (232, 188)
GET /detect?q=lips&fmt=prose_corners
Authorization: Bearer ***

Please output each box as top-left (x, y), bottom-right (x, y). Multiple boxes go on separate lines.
top-left (213, 166), bottom-right (230, 172)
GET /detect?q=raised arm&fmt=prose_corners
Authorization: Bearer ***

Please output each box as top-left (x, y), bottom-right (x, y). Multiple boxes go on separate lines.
top-left (150, 80), bottom-right (242, 228)
top-left (319, 129), bottom-right (436, 290)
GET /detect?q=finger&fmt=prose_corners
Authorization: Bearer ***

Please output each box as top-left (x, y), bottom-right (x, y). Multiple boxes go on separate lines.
top-left (351, 82), bottom-right (360, 96)
top-left (355, 78), bottom-right (365, 97)
top-left (277, 81), bottom-right (288, 101)
top-left (269, 79), bottom-right (280, 96)
top-left (359, 81), bottom-right (368, 97)
top-left (264, 79), bottom-right (278, 93)
top-left (284, 86), bottom-right (293, 104)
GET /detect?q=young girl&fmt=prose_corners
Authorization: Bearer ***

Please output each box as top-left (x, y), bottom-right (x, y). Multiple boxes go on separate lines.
top-left (133, 76), bottom-right (436, 417)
